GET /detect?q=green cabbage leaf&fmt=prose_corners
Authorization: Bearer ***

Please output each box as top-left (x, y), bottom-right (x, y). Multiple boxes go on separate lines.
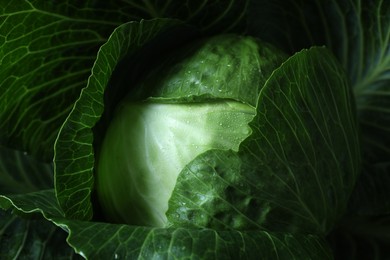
top-left (0, 0), bottom-right (388, 259)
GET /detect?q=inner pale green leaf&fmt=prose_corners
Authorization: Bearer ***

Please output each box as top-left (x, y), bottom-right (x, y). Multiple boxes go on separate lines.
top-left (96, 100), bottom-right (255, 226)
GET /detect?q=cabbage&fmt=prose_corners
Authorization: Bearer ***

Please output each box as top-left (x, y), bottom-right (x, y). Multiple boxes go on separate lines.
top-left (1, 1), bottom-right (388, 259)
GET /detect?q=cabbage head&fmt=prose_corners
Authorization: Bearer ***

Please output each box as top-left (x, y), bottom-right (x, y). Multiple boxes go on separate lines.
top-left (96, 35), bottom-right (360, 236)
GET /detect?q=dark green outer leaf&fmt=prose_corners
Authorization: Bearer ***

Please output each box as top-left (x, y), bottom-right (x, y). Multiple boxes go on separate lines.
top-left (0, 145), bottom-right (53, 194)
top-left (54, 19), bottom-right (183, 220)
top-left (0, 0), bottom-right (128, 161)
top-left (0, 0), bottom-right (248, 161)
top-left (58, 220), bottom-right (332, 260)
top-left (243, 46), bottom-right (360, 233)
top-left (0, 196), bottom-right (331, 260)
top-left (167, 47), bottom-right (360, 235)
top-left (138, 0), bottom-right (250, 33)
top-left (0, 146), bottom-right (78, 259)
top-left (0, 190), bottom-right (63, 219)
top-left (0, 175), bottom-right (331, 260)
top-left (0, 210), bottom-right (82, 260)
top-left (247, 0), bottom-right (390, 215)
top-left (247, 0), bottom-right (390, 81)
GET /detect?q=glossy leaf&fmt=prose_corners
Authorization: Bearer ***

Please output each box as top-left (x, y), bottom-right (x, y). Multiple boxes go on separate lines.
top-left (0, 0), bottom-right (248, 161)
top-left (0, 0), bottom-right (386, 259)
top-left (167, 47), bottom-right (360, 234)
top-left (0, 0), bottom-right (127, 160)
top-left (59, 220), bottom-right (332, 259)
top-left (247, 0), bottom-right (390, 216)
top-left (54, 19), bottom-right (184, 220)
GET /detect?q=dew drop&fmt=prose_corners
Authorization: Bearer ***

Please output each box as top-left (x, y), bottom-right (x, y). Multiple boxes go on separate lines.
top-left (198, 194), bottom-right (206, 201)
top-left (196, 171), bottom-right (204, 178)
